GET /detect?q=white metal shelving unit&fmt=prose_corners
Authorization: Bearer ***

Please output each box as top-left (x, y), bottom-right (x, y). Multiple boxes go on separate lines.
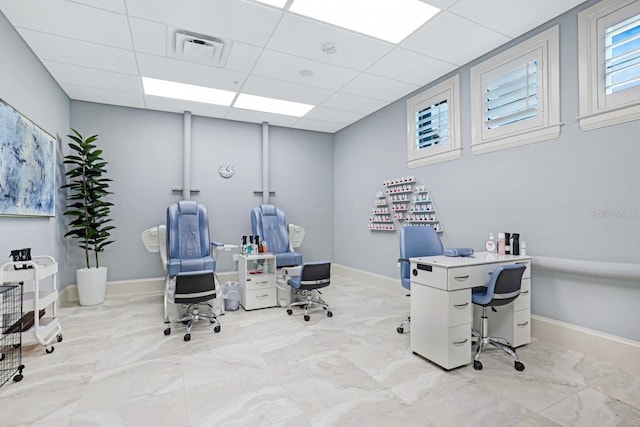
top-left (0, 256), bottom-right (62, 353)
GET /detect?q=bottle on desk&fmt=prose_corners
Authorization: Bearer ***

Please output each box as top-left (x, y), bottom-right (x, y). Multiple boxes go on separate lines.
top-left (505, 232), bottom-right (511, 255)
top-left (497, 233), bottom-right (506, 255)
top-left (512, 233), bottom-right (520, 255)
top-left (485, 233), bottom-right (496, 253)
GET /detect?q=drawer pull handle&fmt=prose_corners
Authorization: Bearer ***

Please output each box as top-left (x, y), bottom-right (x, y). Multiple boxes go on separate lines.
top-left (452, 338), bottom-right (468, 345)
top-left (256, 294), bottom-right (269, 299)
top-left (454, 275), bottom-right (469, 280)
top-left (520, 290), bottom-right (529, 295)
top-left (453, 303), bottom-right (469, 308)
top-left (517, 321), bottom-right (529, 327)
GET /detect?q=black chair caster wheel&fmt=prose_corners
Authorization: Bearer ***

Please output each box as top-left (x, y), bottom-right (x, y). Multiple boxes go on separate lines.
top-left (286, 309), bottom-right (293, 315)
top-left (164, 327), bottom-right (171, 336)
top-left (184, 333), bottom-right (191, 342)
top-left (57, 334), bottom-right (63, 342)
top-left (515, 361), bottom-right (525, 371)
top-left (327, 311), bottom-right (333, 317)
top-left (473, 360), bottom-right (483, 370)
top-left (13, 374), bottom-right (23, 382)
top-left (304, 315), bottom-right (310, 321)
top-left (182, 320), bottom-right (189, 325)
top-left (45, 346), bottom-right (54, 354)
top-left (213, 325), bottom-right (221, 333)
top-left (397, 327), bottom-right (404, 334)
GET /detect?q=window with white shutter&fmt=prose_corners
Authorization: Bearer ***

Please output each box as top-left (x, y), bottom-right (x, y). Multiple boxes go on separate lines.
top-left (471, 26), bottom-right (560, 155)
top-left (407, 75), bottom-right (460, 168)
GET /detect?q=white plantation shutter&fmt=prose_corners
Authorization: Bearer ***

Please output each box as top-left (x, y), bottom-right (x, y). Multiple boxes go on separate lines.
top-left (416, 100), bottom-right (448, 150)
top-left (605, 14), bottom-right (640, 95)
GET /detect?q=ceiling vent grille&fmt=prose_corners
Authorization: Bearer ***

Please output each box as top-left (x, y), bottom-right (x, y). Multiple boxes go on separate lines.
top-left (170, 29), bottom-right (230, 67)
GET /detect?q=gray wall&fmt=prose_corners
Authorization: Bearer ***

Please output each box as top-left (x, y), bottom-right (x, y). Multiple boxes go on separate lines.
top-left (71, 102), bottom-right (334, 281)
top-left (0, 11), bottom-right (71, 284)
top-left (333, 1), bottom-right (640, 341)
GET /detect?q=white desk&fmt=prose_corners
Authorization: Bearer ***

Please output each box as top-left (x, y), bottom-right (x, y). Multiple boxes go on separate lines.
top-left (409, 252), bottom-right (531, 370)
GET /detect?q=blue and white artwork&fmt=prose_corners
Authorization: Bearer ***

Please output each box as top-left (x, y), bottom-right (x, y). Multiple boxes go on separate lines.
top-left (0, 98), bottom-right (55, 217)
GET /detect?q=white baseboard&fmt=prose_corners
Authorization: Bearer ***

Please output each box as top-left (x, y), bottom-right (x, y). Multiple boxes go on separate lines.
top-left (59, 271), bottom-right (239, 305)
top-left (531, 314), bottom-right (640, 373)
top-left (334, 264), bottom-right (640, 373)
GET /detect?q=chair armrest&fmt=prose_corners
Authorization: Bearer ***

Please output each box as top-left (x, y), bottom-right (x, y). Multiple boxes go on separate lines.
top-left (398, 258), bottom-right (410, 264)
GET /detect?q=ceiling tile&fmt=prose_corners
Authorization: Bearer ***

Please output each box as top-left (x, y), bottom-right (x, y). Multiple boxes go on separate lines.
top-left (340, 73), bottom-right (419, 102)
top-left (418, 0), bottom-right (458, 9)
top-left (129, 17), bottom-right (167, 57)
top-left (0, 0), bottom-right (132, 49)
top-left (240, 75), bottom-right (333, 105)
top-left (304, 106), bottom-right (364, 125)
top-left (225, 108), bottom-right (299, 128)
top-left (402, 11), bottom-right (511, 66)
top-left (62, 83), bottom-right (145, 108)
top-left (267, 13), bottom-right (394, 71)
top-left (450, 0), bottom-right (586, 38)
top-left (136, 53), bottom-right (246, 92)
top-left (367, 47), bottom-right (456, 86)
top-left (320, 92), bottom-right (387, 115)
top-left (67, 0), bottom-right (126, 14)
top-left (18, 28), bottom-right (138, 74)
top-left (44, 60), bottom-right (142, 93)
top-left (225, 42), bottom-right (263, 73)
top-left (291, 118), bottom-right (346, 133)
top-left (144, 95), bottom-right (230, 118)
top-left (125, 0), bottom-right (282, 47)
top-left (252, 49), bottom-right (360, 90)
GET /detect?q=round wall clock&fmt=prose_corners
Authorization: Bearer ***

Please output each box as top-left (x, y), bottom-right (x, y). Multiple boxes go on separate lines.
top-left (218, 162), bottom-right (234, 178)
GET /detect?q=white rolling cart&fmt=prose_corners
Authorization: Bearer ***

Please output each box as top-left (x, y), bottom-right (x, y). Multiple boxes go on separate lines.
top-left (0, 255), bottom-right (63, 354)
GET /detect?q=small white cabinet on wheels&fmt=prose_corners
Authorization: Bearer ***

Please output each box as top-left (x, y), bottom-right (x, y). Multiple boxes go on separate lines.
top-left (238, 254), bottom-right (277, 310)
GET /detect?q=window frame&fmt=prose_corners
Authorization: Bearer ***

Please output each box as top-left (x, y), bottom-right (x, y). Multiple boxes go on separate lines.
top-left (578, 0), bottom-right (640, 131)
top-left (406, 74), bottom-right (461, 168)
top-left (470, 25), bottom-right (560, 155)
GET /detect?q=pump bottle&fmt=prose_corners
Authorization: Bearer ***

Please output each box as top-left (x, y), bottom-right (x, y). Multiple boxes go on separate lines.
top-left (497, 233), bottom-right (506, 255)
top-left (485, 233), bottom-right (496, 253)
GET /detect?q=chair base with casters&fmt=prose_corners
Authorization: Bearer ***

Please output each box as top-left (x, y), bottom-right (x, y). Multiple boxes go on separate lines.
top-left (163, 271), bottom-right (221, 341)
top-left (471, 263), bottom-right (527, 371)
top-left (472, 307), bottom-right (524, 371)
top-left (285, 262), bottom-right (332, 322)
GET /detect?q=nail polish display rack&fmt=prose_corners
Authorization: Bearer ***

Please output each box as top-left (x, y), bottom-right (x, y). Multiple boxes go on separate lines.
top-left (367, 176), bottom-right (443, 233)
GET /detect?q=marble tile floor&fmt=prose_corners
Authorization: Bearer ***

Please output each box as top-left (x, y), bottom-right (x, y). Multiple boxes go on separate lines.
top-left (1, 274), bottom-right (639, 427)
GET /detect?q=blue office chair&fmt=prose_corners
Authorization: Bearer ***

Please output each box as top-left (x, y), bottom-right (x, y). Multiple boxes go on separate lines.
top-left (163, 200), bottom-right (221, 341)
top-left (251, 204), bottom-right (302, 268)
top-left (472, 264), bottom-right (527, 371)
top-left (285, 262), bottom-right (332, 321)
top-left (397, 226), bottom-right (444, 334)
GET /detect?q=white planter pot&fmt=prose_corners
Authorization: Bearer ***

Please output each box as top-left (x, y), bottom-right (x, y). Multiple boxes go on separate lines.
top-left (76, 266), bottom-right (108, 306)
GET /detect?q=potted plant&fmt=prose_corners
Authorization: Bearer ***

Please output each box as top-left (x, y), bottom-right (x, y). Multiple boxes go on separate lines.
top-left (61, 129), bottom-right (115, 306)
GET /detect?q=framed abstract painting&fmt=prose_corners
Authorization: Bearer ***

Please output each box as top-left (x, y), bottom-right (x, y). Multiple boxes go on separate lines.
top-left (0, 98), bottom-right (55, 217)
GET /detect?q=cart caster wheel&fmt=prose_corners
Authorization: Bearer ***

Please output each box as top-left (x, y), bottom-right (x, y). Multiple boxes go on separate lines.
top-left (304, 315), bottom-right (310, 321)
top-left (286, 309), bottom-right (293, 315)
top-left (184, 333), bottom-right (191, 342)
top-left (182, 320), bottom-right (189, 325)
top-left (515, 361), bottom-right (525, 371)
top-left (213, 325), bottom-right (221, 333)
top-left (327, 311), bottom-right (333, 318)
top-left (473, 360), bottom-right (483, 370)
top-left (57, 334), bottom-right (63, 343)
top-left (397, 327), bottom-right (404, 334)
top-left (164, 327), bottom-right (171, 336)
top-left (13, 344), bottom-right (20, 349)
top-left (13, 374), bottom-right (23, 382)
top-left (45, 346), bottom-right (54, 354)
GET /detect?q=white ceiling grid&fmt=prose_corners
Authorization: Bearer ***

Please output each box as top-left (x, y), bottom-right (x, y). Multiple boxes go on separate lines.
top-left (0, 0), bottom-right (586, 133)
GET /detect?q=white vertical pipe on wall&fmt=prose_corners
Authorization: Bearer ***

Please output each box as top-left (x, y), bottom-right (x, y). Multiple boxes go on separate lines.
top-left (183, 111), bottom-right (192, 200)
top-left (262, 121), bottom-right (269, 204)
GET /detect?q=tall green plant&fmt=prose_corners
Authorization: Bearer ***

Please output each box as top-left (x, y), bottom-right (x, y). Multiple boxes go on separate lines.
top-left (61, 129), bottom-right (115, 269)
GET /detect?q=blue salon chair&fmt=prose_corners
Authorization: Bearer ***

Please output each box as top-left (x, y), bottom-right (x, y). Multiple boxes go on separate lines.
top-left (397, 226), bottom-right (444, 334)
top-left (163, 200), bottom-right (221, 341)
top-left (472, 264), bottom-right (527, 371)
top-left (286, 262), bottom-right (332, 321)
top-left (251, 204), bottom-right (302, 268)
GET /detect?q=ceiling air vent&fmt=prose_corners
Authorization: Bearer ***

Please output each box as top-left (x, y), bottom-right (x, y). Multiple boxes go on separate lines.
top-left (170, 29), bottom-right (230, 67)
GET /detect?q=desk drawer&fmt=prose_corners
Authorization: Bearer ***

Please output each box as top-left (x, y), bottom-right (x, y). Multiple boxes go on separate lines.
top-left (242, 287), bottom-right (277, 310)
top-left (411, 262), bottom-right (447, 289)
top-left (513, 309), bottom-right (531, 347)
top-left (447, 267), bottom-right (474, 291)
top-left (446, 324), bottom-right (472, 369)
top-left (447, 289), bottom-right (472, 327)
top-left (514, 278), bottom-right (530, 311)
top-left (244, 275), bottom-right (276, 291)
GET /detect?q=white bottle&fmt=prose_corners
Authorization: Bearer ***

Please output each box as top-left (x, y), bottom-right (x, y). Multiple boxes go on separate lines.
top-left (520, 241), bottom-right (527, 256)
top-left (485, 233), bottom-right (496, 253)
top-left (497, 232), bottom-right (506, 255)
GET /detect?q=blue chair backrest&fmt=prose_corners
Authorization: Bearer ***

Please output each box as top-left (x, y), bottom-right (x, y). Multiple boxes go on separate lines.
top-left (399, 226), bottom-right (444, 287)
top-left (475, 264), bottom-right (526, 307)
top-left (167, 201), bottom-right (211, 260)
top-left (251, 204), bottom-right (290, 255)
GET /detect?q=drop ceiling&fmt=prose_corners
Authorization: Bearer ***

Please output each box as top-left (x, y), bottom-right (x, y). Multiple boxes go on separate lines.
top-left (0, 0), bottom-right (586, 133)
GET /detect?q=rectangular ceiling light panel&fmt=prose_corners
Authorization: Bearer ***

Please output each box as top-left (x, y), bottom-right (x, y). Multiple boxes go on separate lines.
top-left (289, 0), bottom-right (440, 43)
top-left (142, 77), bottom-right (236, 106)
top-left (254, 0), bottom-right (289, 8)
top-left (234, 93), bottom-right (314, 116)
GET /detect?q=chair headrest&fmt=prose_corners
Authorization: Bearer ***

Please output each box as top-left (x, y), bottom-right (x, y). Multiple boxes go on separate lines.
top-left (178, 200), bottom-right (198, 215)
top-left (260, 204), bottom-right (278, 216)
